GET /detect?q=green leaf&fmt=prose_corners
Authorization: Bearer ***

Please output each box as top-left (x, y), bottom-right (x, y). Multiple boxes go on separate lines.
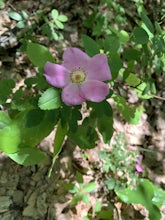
top-left (0, 79), bottom-right (15, 104)
top-left (53, 121), bottom-right (67, 156)
top-left (58, 15), bottom-right (68, 22)
top-left (14, 109), bottom-right (59, 147)
top-left (140, 10), bottom-right (154, 35)
top-left (105, 179), bottom-right (115, 190)
top-left (123, 49), bottom-right (140, 61)
top-left (82, 194), bottom-right (90, 204)
top-left (0, 0), bottom-right (5, 7)
top-left (54, 20), bottom-right (64, 29)
top-left (153, 37), bottom-right (165, 54)
top-left (24, 77), bottom-right (37, 88)
top-left (16, 20), bottom-right (25, 29)
top-left (76, 171), bottom-right (83, 184)
top-left (38, 88), bottom-right (61, 110)
top-left (135, 82), bottom-right (152, 99)
top-left (155, 22), bottom-right (162, 35)
top-left (104, 36), bottom-right (120, 54)
top-left (0, 112), bottom-right (11, 130)
top-left (118, 30), bottom-right (129, 44)
top-left (69, 107), bottom-right (82, 132)
top-left (83, 12), bottom-right (97, 28)
top-left (108, 53), bottom-right (123, 79)
top-left (51, 30), bottom-right (59, 40)
top-left (93, 16), bottom-right (105, 37)
top-left (152, 186), bottom-right (165, 208)
top-left (0, 123), bottom-right (20, 153)
top-left (25, 109), bottom-right (45, 127)
top-left (51, 9), bottom-right (58, 20)
top-left (26, 42), bottom-right (55, 68)
top-left (82, 35), bottom-right (100, 56)
top-left (97, 207), bottom-right (114, 220)
top-left (71, 193), bottom-right (84, 205)
top-left (125, 73), bottom-right (141, 87)
top-left (83, 216), bottom-right (90, 220)
top-left (90, 100), bottom-right (113, 118)
top-left (69, 124), bottom-right (98, 149)
top-left (8, 148), bottom-right (46, 166)
top-left (21, 10), bottom-right (28, 20)
top-left (97, 115), bottom-right (113, 144)
top-left (116, 179), bottom-right (162, 220)
top-left (8, 11), bottom-right (22, 21)
top-left (83, 182), bottom-right (96, 193)
top-left (94, 201), bottom-right (102, 213)
top-left (113, 95), bottom-right (142, 124)
top-left (133, 27), bottom-right (149, 44)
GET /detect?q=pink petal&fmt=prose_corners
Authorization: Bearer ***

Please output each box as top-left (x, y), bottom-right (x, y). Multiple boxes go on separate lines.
top-left (63, 48), bottom-right (90, 71)
top-left (136, 155), bottom-right (142, 164)
top-left (136, 164), bottom-right (144, 173)
top-left (86, 54), bottom-right (111, 81)
top-left (80, 80), bottom-right (109, 102)
top-left (62, 83), bottom-right (85, 106)
top-left (44, 62), bottom-right (70, 88)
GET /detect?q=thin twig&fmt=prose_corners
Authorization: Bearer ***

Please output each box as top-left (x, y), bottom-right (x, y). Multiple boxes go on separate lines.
top-left (151, 94), bottom-right (165, 101)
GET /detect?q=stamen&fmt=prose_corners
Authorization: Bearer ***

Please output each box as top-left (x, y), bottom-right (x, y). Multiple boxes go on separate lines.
top-left (71, 68), bottom-right (86, 83)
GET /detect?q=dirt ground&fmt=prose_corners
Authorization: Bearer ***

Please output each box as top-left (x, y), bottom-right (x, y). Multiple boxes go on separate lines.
top-left (0, 0), bottom-right (165, 219)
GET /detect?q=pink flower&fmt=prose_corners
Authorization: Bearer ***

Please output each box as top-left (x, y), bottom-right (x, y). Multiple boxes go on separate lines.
top-left (135, 155), bottom-right (144, 173)
top-left (44, 48), bottom-right (111, 106)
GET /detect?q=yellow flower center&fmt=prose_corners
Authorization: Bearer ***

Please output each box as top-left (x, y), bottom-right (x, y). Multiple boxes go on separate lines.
top-left (71, 68), bottom-right (86, 83)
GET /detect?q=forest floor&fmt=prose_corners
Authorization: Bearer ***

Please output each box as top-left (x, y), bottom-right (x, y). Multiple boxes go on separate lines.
top-left (0, 0), bottom-right (165, 219)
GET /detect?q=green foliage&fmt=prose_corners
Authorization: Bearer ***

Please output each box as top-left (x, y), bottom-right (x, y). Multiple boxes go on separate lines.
top-left (8, 11), bottom-right (22, 21)
top-left (82, 35), bottom-right (100, 56)
top-left (125, 73), bottom-right (141, 87)
top-left (68, 180), bottom-right (97, 206)
top-left (0, 111), bottom-right (11, 129)
top-left (26, 42), bottom-right (55, 68)
top-left (41, 8), bottom-right (68, 41)
top-left (14, 109), bottom-right (59, 147)
top-left (113, 95), bottom-right (143, 124)
top-left (94, 201), bottom-right (102, 213)
top-left (116, 179), bottom-right (165, 220)
top-left (53, 121), bottom-right (67, 157)
top-left (97, 115), bottom-right (113, 144)
top-left (0, 113), bottom-right (20, 154)
top-left (1, 1), bottom-right (165, 219)
top-left (108, 54), bottom-right (123, 79)
top-left (0, 0), bottom-right (5, 7)
top-left (134, 82), bottom-right (153, 99)
top-left (99, 133), bottom-right (140, 190)
top-left (83, 0), bottom-right (165, 99)
top-left (132, 27), bottom-right (149, 44)
top-left (83, 182), bottom-right (97, 193)
top-left (0, 123), bottom-right (20, 154)
top-left (48, 121), bottom-right (68, 177)
top-left (51, 9), bottom-right (68, 29)
top-left (8, 10), bottom-right (28, 29)
top-left (38, 88), bottom-right (61, 110)
top-left (68, 122), bottom-right (98, 149)
top-left (8, 7), bottom-right (68, 43)
top-left (0, 79), bottom-right (15, 105)
top-left (8, 148), bottom-right (46, 166)
top-left (89, 101), bottom-right (114, 144)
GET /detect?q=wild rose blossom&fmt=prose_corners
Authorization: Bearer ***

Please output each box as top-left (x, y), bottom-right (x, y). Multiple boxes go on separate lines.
top-left (44, 48), bottom-right (111, 106)
top-left (135, 155), bottom-right (144, 173)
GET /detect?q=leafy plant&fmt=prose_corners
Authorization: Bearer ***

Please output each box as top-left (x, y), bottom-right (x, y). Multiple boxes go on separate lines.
top-left (99, 133), bottom-right (141, 191)
top-left (41, 8), bottom-right (68, 41)
top-left (8, 10), bottom-right (29, 28)
top-left (116, 179), bottom-right (165, 220)
top-left (65, 172), bottom-right (96, 206)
